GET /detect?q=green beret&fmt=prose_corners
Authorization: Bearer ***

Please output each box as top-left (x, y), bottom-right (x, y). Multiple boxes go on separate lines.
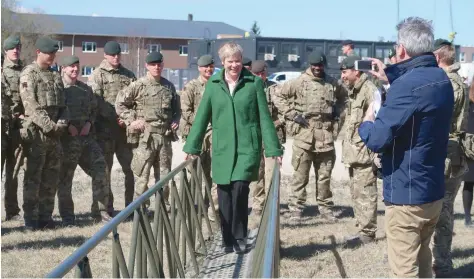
top-left (250, 60), bottom-right (266, 73)
top-left (3, 35), bottom-right (21, 50)
top-left (388, 46), bottom-right (396, 59)
top-left (35, 36), bottom-right (59, 53)
top-left (243, 57), bottom-right (252, 66)
top-left (197, 55), bottom-right (214, 67)
top-left (60, 55), bottom-right (80, 67)
top-left (146, 51), bottom-right (163, 63)
top-left (340, 55), bottom-right (361, 70)
top-left (433, 38), bottom-right (452, 51)
top-left (308, 50), bottom-right (326, 65)
top-left (104, 41), bottom-right (121, 55)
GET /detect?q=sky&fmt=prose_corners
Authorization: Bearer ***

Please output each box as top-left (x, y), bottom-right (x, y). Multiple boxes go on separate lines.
top-left (15, 0), bottom-right (474, 46)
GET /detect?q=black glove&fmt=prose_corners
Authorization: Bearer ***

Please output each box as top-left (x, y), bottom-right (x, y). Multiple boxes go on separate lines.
top-left (294, 114), bottom-right (309, 128)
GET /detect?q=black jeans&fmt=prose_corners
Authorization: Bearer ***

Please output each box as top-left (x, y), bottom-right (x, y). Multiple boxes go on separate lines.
top-left (217, 181), bottom-right (250, 247)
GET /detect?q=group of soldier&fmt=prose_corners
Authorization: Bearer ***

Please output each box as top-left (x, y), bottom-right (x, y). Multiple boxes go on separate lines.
top-left (1, 35), bottom-right (182, 230)
top-left (0, 33), bottom-right (468, 273)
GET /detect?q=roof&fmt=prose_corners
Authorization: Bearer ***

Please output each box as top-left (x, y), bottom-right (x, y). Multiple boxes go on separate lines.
top-left (16, 13), bottom-right (247, 39)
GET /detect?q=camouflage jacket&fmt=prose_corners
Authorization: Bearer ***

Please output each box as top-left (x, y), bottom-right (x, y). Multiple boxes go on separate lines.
top-left (19, 62), bottom-right (69, 136)
top-left (63, 80), bottom-right (97, 131)
top-left (1, 72), bottom-right (12, 131)
top-left (179, 76), bottom-right (209, 139)
top-left (2, 58), bottom-right (24, 116)
top-left (264, 79), bottom-right (286, 144)
top-left (341, 73), bottom-right (378, 166)
top-left (444, 63), bottom-right (469, 177)
top-left (274, 68), bottom-right (347, 152)
top-left (88, 60), bottom-right (136, 136)
top-left (115, 74), bottom-right (180, 142)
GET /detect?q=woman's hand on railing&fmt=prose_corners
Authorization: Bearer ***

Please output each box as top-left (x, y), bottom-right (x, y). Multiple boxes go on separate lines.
top-left (185, 153), bottom-right (198, 160)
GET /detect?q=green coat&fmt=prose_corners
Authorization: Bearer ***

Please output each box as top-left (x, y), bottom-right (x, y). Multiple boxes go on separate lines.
top-left (183, 68), bottom-right (283, 185)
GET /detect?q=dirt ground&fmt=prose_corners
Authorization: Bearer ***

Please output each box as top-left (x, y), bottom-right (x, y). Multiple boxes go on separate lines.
top-left (1, 140), bottom-right (473, 277)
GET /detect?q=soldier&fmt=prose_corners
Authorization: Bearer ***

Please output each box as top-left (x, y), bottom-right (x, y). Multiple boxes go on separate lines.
top-left (339, 56), bottom-right (379, 245)
top-left (2, 35), bottom-right (25, 221)
top-left (274, 50), bottom-right (346, 220)
top-left (115, 52), bottom-right (180, 207)
top-left (431, 39), bottom-right (470, 277)
top-left (180, 54), bottom-right (218, 220)
top-left (341, 40), bottom-right (355, 56)
top-left (57, 56), bottom-right (112, 226)
top-left (88, 41), bottom-right (136, 214)
top-left (242, 57), bottom-right (252, 71)
top-left (19, 36), bottom-right (69, 230)
top-left (250, 60), bottom-right (286, 216)
top-left (1, 53), bottom-right (11, 174)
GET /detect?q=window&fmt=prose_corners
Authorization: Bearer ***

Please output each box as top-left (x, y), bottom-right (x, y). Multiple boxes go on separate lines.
top-left (460, 52), bottom-right (465, 62)
top-left (119, 43), bottom-right (129, 54)
top-left (81, 66), bottom-right (95, 77)
top-left (329, 46), bottom-right (342, 57)
top-left (82, 42), bottom-right (96, 53)
top-left (257, 45), bottom-right (275, 54)
top-left (57, 41), bottom-right (63, 52)
top-left (306, 45), bottom-right (323, 54)
top-left (179, 45), bottom-right (188, 56)
top-left (354, 47), bottom-right (369, 57)
top-left (276, 74), bottom-right (286, 82)
top-left (148, 44), bottom-right (161, 53)
top-left (376, 48), bottom-right (391, 59)
top-left (472, 53), bottom-right (474, 62)
top-left (281, 43), bottom-right (299, 55)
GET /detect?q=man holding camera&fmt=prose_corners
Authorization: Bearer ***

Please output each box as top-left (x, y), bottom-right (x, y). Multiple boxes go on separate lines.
top-left (360, 17), bottom-right (454, 278)
top-left (340, 56), bottom-right (379, 245)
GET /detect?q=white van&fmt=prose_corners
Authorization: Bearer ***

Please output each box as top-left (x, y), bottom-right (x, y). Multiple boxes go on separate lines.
top-left (268, 71), bottom-right (301, 84)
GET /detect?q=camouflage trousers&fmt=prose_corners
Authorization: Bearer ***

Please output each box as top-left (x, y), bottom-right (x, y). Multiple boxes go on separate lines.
top-left (200, 132), bottom-right (218, 218)
top-left (289, 146), bottom-right (335, 213)
top-left (432, 174), bottom-right (463, 275)
top-left (348, 164), bottom-right (377, 238)
top-left (22, 133), bottom-right (62, 222)
top-left (58, 135), bottom-right (109, 220)
top-left (252, 151), bottom-right (279, 211)
top-left (2, 127), bottom-right (21, 217)
top-left (97, 128), bottom-right (134, 212)
top-left (131, 133), bottom-right (172, 204)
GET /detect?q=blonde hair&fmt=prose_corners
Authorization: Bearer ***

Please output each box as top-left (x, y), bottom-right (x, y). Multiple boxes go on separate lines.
top-left (218, 42), bottom-right (243, 63)
top-left (434, 45), bottom-right (456, 66)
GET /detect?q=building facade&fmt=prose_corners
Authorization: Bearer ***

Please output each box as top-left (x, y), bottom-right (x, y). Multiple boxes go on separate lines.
top-left (460, 46), bottom-right (474, 63)
top-left (20, 13), bottom-right (246, 88)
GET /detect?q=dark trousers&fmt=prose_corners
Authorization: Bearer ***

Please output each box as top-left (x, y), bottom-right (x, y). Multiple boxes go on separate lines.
top-left (217, 181), bottom-right (250, 247)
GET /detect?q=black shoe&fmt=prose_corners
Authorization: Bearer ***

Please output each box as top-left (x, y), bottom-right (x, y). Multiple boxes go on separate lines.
top-left (343, 234), bottom-right (375, 248)
top-left (38, 219), bottom-right (56, 230)
top-left (24, 219), bottom-right (38, 231)
top-left (234, 239), bottom-right (248, 254)
top-left (465, 216), bottom-right (474, 228)
top-left (5, 214), bottom-right (22, 221)
top-left (61, 216), bottom-right (76, 227)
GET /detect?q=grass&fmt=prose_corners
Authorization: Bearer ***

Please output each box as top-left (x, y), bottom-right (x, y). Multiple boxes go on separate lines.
top-left (2, 140), bottom-right (474, 277)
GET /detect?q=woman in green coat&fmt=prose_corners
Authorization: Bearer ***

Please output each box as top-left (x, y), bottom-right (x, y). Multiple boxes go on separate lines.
top-left (183, 42), bottom-right (283, 253)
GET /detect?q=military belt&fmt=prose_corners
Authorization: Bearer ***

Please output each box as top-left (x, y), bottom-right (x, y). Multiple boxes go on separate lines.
top-left (307, 118), bottom-right (332, 130)
top-left (147, 123), bottom-right (167, 134)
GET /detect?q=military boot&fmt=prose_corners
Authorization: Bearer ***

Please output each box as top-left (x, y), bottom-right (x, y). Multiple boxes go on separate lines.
top-left (5, 214), bottom-right (22, 221)
top-left (24, 219), bottom-right (38, 231)
top-left (38, 219), bottom-right (56, 230)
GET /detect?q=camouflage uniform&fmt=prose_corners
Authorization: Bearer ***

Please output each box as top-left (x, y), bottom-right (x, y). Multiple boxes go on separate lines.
top-left (19, 62), bottom-right (69, 227)
top-left (432, 62), bottom-right (469, 275)
top-left (252, 80), bottom-right (286, 212)
top-left (180, 76), bottom-right (218, 215)
top-left (2, 57), bottom-right (24, 219)
top-left (274, 69), bottom-right (346, 215)
top-left (341, 73), bottom-right (378, 238)
top-left (115, 74), bottom-right (180, 203)
top-left (1, 70), bottom-right (12, 173)
top-left (57, 80), bottom-right (109, 223)
top-left (88, 60), bottom-right (136, 211)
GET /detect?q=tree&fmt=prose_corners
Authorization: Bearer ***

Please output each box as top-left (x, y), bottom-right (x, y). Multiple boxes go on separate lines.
top-left (250, 21), bottom-right (261, 36)
top-left (1, 0), bottom-right (61, 63)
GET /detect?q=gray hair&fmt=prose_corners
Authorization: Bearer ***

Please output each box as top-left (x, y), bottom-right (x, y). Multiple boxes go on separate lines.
top-left (218, 42), bottom-right (243, 63)
top-left (396, 17), bottom-right (434, 57)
